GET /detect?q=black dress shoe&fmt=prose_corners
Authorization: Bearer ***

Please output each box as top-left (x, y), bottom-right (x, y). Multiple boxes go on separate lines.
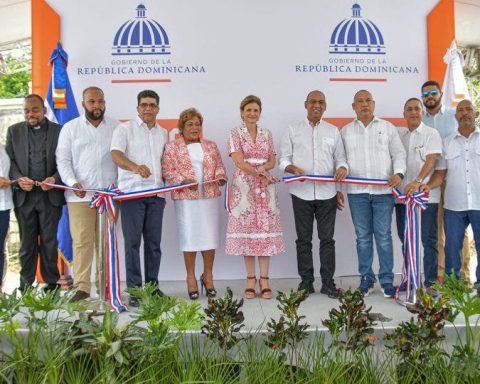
top-left (43, 283), bottom-right (61, 293)
top-left (320, 283), bottom-right (340, 299)
top-left (152, 287), bottom-right (166, 297)
top-left (298, 280), bottom-right (315, 294)
top-left (128, 296), bottom-right (139, 307)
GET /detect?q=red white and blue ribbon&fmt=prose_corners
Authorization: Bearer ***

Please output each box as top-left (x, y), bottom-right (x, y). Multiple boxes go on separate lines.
top-left (41, 178), bottom-right (225, 202)
top-left (283, 174), bottom-right (389, 186)
top-left (40, 179), bottom-right (225, 311)
top-left (223, 174), bottom-right (390, 213)
top-left (89, 185), bottom-right (121, 218)
top-left (88, 185), bottom-right (126, 313)
top-left (392, 188), bottom-right (430, 302)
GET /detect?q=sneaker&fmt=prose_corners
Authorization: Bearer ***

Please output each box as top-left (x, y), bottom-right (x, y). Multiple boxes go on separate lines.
top-left (298, 280), bottom-right (315, 295)
top-left (381, 283), bottom-right (396, 298)
top-left (358, 278), bottom-right (374, 297)
top-left (320, 283), bottom-right (339, 299)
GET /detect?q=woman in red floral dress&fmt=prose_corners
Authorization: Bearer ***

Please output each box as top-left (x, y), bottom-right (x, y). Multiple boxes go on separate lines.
top-left (225, 95), bottom-right (285, 299)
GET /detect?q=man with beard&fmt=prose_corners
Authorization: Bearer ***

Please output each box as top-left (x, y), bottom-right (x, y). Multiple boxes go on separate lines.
top-left (279, 90), bottom-right (348, 298)
top-left (421, 80), bottom-right (472, 284)
top-left (6, 94), bottom-right (64, 291)
top-left (56, 87), bottom-right (119, 301)
top-left (424, 100), bottom-right (480, 297)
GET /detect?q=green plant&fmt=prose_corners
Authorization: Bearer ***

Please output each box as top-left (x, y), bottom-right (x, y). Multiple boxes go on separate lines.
top-left (75, 310), bottom-right (142, 367)
top-left (322, 289), bottom-right (376, 355)
top-left (201, 287), bottom-right (245, 362)
top-left (384, 288), bottom-right (449, 383)
top-left (0, 288), bottom-right (84, 383)
top-left (129, 284), bottom-right (203, 332)
top-left (125, 283), bottom-right (203, 376)
top-left (265, 289), bottom-right (309, 366)
top-left (434, 274), bottom-right (480, 381)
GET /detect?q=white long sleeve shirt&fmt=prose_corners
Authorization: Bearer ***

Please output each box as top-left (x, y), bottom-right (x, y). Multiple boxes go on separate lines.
top-left (278, 118), bottom-right (348, 200)
top-left (56, 115), bottom-right (119, 202)
top-left (110, 117), bottom-right (167, 192)
top-left (341, 117), bottom-right (406, 194)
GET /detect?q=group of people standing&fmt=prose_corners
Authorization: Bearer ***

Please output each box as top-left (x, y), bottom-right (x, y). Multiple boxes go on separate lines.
top-left (1, 81), bottom-right (478, 304)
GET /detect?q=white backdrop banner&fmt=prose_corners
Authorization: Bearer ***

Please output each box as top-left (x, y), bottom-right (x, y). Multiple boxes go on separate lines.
top-left (46, 0), bottom-right (439, 281)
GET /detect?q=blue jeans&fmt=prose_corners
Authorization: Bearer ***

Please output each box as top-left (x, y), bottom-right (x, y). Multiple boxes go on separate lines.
top-left (395, 203), bottom-right (438, 286)
top-left (348, 193), bottom-right (394, 285)
top-left (444, 209), bottom-right (480, 284)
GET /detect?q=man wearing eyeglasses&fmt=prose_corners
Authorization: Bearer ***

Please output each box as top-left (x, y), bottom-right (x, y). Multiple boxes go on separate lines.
top-left (395, 98), bottom-right (442, 293)
top-left (111, 90), bottom-right (168, 306)
top-left (421, 80), bottom-right (472, 285)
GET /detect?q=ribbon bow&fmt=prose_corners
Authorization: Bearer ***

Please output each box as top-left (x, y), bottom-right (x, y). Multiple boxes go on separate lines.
top-left (89, 184), bottom-right (126, 313)
top-left (392, 189), bottom-right (429, 211)
top-left (89, 185), bottom-right (121, 220)
top-left (392, 189), bottom-right (430, 302)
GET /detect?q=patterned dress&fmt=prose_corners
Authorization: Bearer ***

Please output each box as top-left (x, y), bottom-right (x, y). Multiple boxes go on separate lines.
top-left (225, 124), bottom-right (285, 256)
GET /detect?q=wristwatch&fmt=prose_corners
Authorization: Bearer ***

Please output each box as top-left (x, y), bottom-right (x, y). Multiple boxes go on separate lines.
top-left (414, 177), bottom-right (424, 183)
top-left (395, 173), bottom-right (404, 180)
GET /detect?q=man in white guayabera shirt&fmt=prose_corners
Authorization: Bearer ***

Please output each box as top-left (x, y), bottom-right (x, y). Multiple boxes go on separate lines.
top-left (111, 89), bottom-right (168, 307)
top-left (424, 100), bottom-right (480, 298)
top-left (341, 90), bottom-right (406, 298)
top-left (279, 90), bottom-right (348, 299)
top-left (394, 98), bottom-right (442, 293)
top-left (56, 87), bottom-right (119, 301)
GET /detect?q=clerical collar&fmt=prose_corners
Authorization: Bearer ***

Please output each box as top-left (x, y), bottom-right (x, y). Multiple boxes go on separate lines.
top-left (28, 119), bottom-right (47, 131)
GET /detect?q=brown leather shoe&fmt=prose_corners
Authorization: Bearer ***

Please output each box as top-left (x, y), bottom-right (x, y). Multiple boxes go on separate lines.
top-left (71, 290), bottom-right (90, 301)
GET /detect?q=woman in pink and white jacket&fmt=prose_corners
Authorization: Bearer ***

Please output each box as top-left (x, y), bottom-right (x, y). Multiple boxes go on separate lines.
top-left (162, 108), bottom-right (226, 300)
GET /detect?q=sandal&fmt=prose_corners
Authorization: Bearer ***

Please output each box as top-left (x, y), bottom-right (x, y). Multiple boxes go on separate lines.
top-left (244, 276), bottom-right (256, 299)
top-left (259, 276), bottom-right (273, 299)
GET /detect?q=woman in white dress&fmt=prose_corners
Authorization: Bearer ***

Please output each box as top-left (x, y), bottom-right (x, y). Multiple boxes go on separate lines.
top-left (162, 108), bottom-right (226, 299)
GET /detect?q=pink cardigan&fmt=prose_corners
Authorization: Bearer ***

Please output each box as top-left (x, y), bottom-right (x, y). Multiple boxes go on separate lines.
top-left (161, 138), bottom-right (226, 200)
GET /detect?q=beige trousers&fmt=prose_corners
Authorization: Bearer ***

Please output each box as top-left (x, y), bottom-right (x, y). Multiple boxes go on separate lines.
top-left (437, 183), bottom-right (473, 282)
top-left (68, 202), bottom-right (100, 293)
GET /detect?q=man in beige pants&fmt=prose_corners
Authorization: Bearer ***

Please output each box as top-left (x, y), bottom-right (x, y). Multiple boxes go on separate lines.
top-left (56, 87), bottom-right (119, 300)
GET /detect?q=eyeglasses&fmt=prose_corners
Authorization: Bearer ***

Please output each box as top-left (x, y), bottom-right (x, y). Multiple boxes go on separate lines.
top-left (138, 103), bottom-right (158, 109)
top-left (422, 90), bottom-right (440, 98)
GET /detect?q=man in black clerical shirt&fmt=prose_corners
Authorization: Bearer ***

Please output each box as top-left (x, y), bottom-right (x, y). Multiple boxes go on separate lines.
top-left (6, 94), bottom-right (64, 291)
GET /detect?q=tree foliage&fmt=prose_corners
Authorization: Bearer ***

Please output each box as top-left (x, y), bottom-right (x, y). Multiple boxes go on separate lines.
top-left (0, 55), bottom-right (30, 98)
